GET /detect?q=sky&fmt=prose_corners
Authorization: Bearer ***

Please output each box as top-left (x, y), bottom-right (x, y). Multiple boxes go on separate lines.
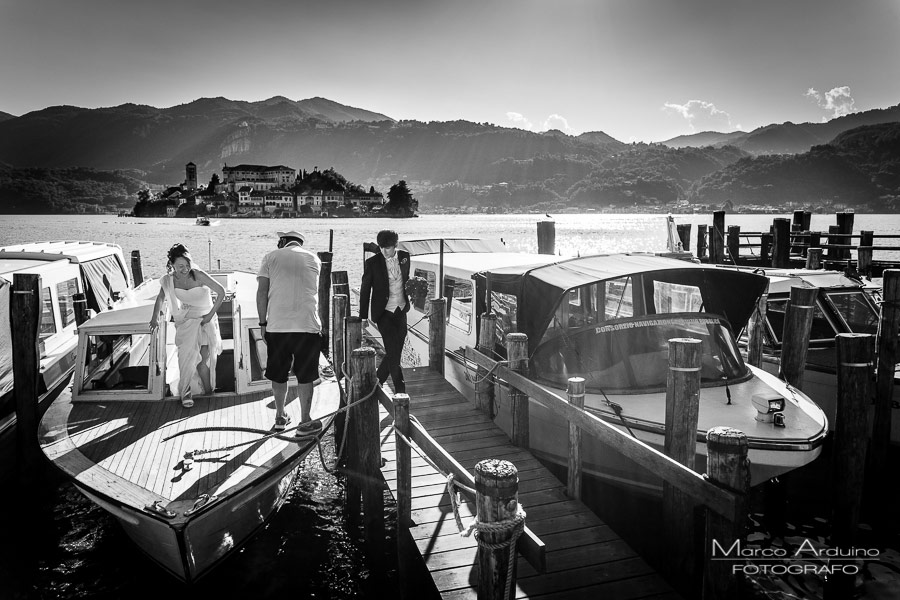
top-left (1, 0), bottom-right (898, 143)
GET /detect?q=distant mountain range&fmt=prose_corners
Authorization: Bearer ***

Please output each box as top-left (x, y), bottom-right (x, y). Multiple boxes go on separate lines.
top-left (662, 104), bottom-right (900, 154)
top-left (0, 96), bottom-right (899, 212)
top-left (0, 111), bottom-right (14, 123)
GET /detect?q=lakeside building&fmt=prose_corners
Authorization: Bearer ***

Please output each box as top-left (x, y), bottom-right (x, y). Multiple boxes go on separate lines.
top-left (220, 164), bottom-right (297, 193)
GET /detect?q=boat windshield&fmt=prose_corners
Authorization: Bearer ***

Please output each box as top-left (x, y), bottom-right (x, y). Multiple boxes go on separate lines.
top-left (531, 314), bottom-right (749, 393)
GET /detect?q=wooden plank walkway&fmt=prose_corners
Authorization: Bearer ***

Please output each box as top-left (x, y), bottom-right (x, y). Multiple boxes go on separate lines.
top-left (379, 366), bottom-right (681, 600)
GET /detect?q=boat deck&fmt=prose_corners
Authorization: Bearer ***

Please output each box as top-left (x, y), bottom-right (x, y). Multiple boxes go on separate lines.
top-left (39, 377), bottom-right (340, 514)
top-left (380, 367), bottom-right (680, 600)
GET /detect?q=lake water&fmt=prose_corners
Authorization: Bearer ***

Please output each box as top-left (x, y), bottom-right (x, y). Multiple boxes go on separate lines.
top-left (2, 212), bottom-right (900, 599)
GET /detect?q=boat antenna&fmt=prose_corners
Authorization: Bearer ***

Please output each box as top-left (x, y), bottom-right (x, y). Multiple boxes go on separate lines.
top-left (208, 237), bottom-right (212, 270)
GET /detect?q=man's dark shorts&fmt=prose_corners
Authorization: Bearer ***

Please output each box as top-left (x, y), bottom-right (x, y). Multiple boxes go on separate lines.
top-left (264, 331), bottom-right (321, 384)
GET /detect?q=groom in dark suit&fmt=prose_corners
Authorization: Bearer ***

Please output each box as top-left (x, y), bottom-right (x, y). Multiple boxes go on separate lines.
top-left (359, 230), bottom-right (411, 393)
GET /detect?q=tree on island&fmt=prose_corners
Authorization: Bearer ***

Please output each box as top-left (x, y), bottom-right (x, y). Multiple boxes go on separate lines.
top-left (206, 173), bottom-right (220, 194)
top-left (384, 180), bottom-right (418, 216)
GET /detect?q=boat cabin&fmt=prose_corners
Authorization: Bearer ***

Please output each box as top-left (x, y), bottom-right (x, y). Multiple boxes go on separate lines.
top-left (72, 271), bottom-right (276, 402)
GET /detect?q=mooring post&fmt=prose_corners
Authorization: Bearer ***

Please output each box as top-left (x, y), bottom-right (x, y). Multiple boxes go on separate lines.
top-left (476, 312), bottom-right (498, 417)
top-left (428, 297), bottom-right (446, 375)
top-left (317, 251), bottom-right (333, 358)
top-left (11, 273), bottom-right (42, 485)
top-left (826, 225), bottom-right (840, 263)
top-left (857, 231), bottom-right (874, 277)
top-left (836, 211), bottom-right (855, 261)
top-left (537, 220), bottom-right (556, 255)
top-left (779, 286), bottom-right (818, 389)
top-left (73, 292), bottom-right (88, 325)
top-left (475, 459), bottom-right (521, 600)
top-left (350, 347), bottom-right (384, 558)
top-left (331, 270), bottom-right (349, 299)
top-left (332, 295), bottom-right (348, 447)
top-left (662, 338), bottom-right (702, 590)
top-left (697, 224), bottom-right (708, 260)
top-left (711, 211), bottom-right (726, 264)
top-left (394, 392), bottom-right (412, 597)
top-left (677, 224), bottom-right (692, 253)
top-left (827, 333), bottom-right (872, 599)
top-left (506, 333), bottom-right (529, 448)
top-left (566, 377), bottom-right (585, 500)
top-left (130, 250), bottom-right (144, 286)
top-left (806, 247), bottom-right (823, 270)
top-left (341, 316), bottom-right (363, 453)
top-left (746, 289), bottom-right (768, 368)
top-left (871, 270), bottom-right (900, 532)
top-left (726, 225), bottom-right (741, 265)
top-left (772, 218), bottom-right (791, 268)
top-left (760, 232), bottom-right (772, 265)
top-left (703, 427), bottom-right (750, 600)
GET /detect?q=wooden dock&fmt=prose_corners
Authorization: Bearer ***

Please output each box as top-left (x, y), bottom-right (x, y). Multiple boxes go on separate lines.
top-left (378, 366), bottom-right (680, 600)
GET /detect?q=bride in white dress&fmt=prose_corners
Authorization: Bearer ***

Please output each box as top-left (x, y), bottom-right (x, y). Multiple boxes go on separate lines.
top-left (149, 244), bottom-right (224, 407)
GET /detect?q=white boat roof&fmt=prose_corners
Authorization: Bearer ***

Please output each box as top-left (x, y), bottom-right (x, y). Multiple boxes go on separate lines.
top-left (0, 241), bottom-right (125, 265)
top-left (412, 251), bottom-right (559, 275)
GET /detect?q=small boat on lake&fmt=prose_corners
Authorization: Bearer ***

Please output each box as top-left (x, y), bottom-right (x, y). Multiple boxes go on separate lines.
top-left (38, 269), bottom-right (339, 582)
top-left (195, 216), bottom-right (211, 226)
top-left (0, 241), bottom-right (135, 480)
top-left (362, 239), bottom-right (828, 494)
top-left (729, 265), bottom-right (900, 443)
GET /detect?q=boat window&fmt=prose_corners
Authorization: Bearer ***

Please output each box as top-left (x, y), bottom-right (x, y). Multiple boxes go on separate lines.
top-left (531, 314), bottom-right (748, 393)
top-left (413, 268), bottom-right (436, 311)
top-left (605, 277), bottom-right (634, 320)
top-left (56, 278), bottom-right (79, 328)
top-left (491, 292), bottom-right (518, 351)
top-left (444, 274), bottom-right (472, 333)
top-left (823, 290), bottom-right (879, 335)
top-left (766, 298), bottom-right (837, 344)
top-left (39, 287), bottom-right (56, 339)
top-left (653, 281), bottom-right (704, 314)
top-left (82, 332), bottom-right (152, 391)
top-left (80, 255), bottom-right (130, 312)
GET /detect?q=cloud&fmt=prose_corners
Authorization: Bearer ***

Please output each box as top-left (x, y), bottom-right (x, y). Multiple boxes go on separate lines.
top-left (805, 86), bottom-right (856, 120)
top-left (506, 112), bottom-right (533, 130)
top-left (662, 100), bottom-right (737, 133)
top-left (542, 114), bottom-right (575, 134)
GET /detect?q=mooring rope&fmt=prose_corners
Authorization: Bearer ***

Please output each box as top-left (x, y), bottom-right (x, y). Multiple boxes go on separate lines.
top-left (463, 503), bottom-right (527, 600)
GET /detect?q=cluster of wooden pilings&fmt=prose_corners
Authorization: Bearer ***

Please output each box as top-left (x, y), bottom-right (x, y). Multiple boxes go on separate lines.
top-left (682, 210), bottom-right (900, 275)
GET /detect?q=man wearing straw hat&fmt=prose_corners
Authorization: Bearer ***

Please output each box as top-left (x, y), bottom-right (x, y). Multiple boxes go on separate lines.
top-left (257, 229), bottom-right (323, 436)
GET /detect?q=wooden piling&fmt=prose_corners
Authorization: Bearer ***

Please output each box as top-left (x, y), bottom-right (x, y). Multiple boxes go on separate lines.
top-left (826, 225), bottom-right (840, 262)
top-left (791, 210), bottom-right (805, 231)
top-left (857, 231), bottom-right (874, 276)
top-left (11, 273), bottom-right (41, 484)
top-left (703, 427), bottom-right (750, 600)
top-left (537, 220), bottom-right (556, 255)
top-left (746, 290), bottom-right (768, 368)
top-left (475, 459), bottom-right (521, 600)
top-left (760, 232), bottom-right (772, 265)
top-left (428, 298), bottom-right (446, 375)
top-left (566, 377), bottom-right (585, 500)
top-left (836, 211), bottom-right (855, 261)
top-left (871, 271), bottom-right (899, 532)
top-left (710, 211), bottom-right (726, 264)
top-left (349, 347), bottom-right (384, 557)
top-left (806, 247), bottom-right (823, 270)
top-left (341, 316), bottom-right (363, 457)
top-left (663, 338), bottom-right (702, 589)
top-left (317, 251), bottom-right (333, 357)
top-left (828, 333), bottom-right (872, 599)
top-left (332, 295), bottom-right (348, 446)
top-left (727, 226), bottom-right (741, 265)
top-left (772, 218), bottom-right (791, 268)
top-left (130, 250), bottom-right (144, 286)
top-left (779, 286), bottom-right (818, 390)
top-left (677, 224), bottom-right (691, 253)
top-left (394, 392), bottom-right (412, 596)
top-left (506, 333), bottom-right (530, 449)
top-left (697, 224), bottom-right (708, 260)
top-left (476, 312), bottom-right (497, 417)
top-left (73, 292), bottom-right (88, 325)
top-left (331, 270), bottom-right (349, 299)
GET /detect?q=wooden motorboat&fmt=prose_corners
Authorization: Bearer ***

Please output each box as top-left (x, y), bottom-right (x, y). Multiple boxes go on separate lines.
top-left (38, 270), bottom-right (339, 582)
top-left (362, 239), bottom-right (828, 494)
top-left (0, 241), bottom-right (135, 480)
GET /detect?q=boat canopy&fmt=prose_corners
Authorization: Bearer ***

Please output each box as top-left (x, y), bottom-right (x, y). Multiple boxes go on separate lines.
top-left (78, 302), bottom-right (155, 334)
top-left (474, 253), bottom-right (768, 354)
top-left (399, 238), bottom-right (508, 257)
